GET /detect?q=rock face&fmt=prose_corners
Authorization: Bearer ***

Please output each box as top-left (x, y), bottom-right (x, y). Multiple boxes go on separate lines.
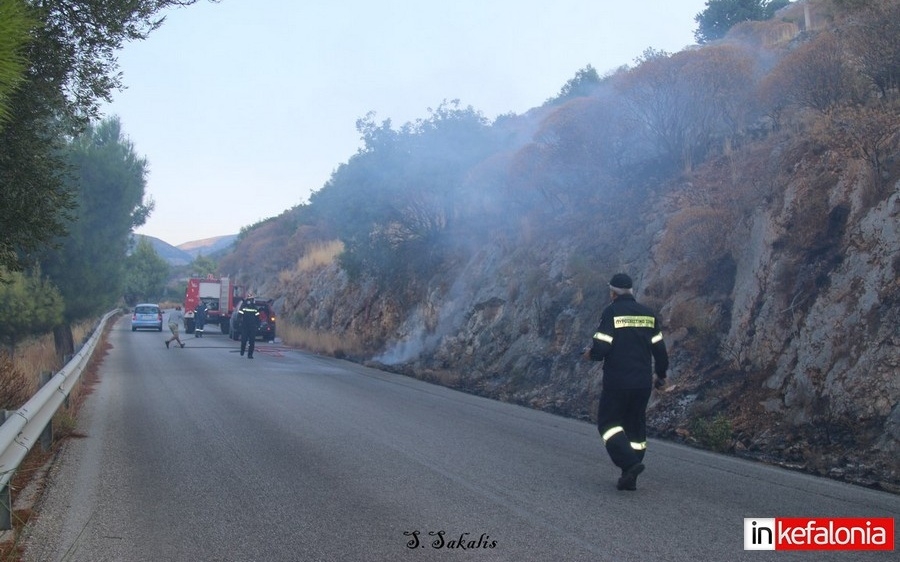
top-left (719, 172), bottom-right (900, 486)
top-left (275, 148), bottom-right (899, 491)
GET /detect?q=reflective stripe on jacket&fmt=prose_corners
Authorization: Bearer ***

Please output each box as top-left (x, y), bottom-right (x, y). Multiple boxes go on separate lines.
top-left (589, 294), bottom-right (668, 389)
top-left (238, 303), bottom-right (261, 330)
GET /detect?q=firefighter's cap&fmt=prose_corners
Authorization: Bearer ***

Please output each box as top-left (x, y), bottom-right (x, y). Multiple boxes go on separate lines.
top-left (609, 273), bottom-right (633, 290)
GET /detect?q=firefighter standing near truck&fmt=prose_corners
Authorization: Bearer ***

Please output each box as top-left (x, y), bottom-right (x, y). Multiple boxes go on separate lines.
top-left (194, 301), bottom-right (208, 338)
top-left (238, 294), bottom-right (260, 359)
top-left (583, 273), bottom-right (668, 491)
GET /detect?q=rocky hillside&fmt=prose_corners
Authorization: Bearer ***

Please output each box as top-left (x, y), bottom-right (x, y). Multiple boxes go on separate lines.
top-left (223, 1), bottom-right (900, 491)
top-left (271, 141), bottom-right (898, 491)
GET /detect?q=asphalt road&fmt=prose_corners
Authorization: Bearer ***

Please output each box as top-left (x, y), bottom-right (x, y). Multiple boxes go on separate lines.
top-left (19, 315), bottom-right (899, 561)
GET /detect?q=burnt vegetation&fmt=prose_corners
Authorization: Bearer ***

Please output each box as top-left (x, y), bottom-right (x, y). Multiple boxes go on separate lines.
top-left (223, 1), bottom-right (900, 487)
top-left (235, 1), bottom-right (899, 301)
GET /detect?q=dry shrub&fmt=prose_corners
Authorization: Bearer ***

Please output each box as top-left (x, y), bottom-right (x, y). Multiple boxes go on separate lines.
top-left (297, 240), bottom-right (344, 272)
top-left (277, 320), bottom-right (366, 358)
top-left (658, 206), bottom-right (733, 264)
top-left (52, 410), bottom-right (79, 439)
top-left (669, 299), bottom-right (719, 337)
top-left (0, 352), bottom-right (36, 411)
top-left (780, 169), bottom-right (839, 254)
top-left (0, 316), bottom-right (107, 411)
top-left (70, 317), bottom-right (96, 349)
top-left (0, 329), bottom-right (66, 411)
top-left (427, 369), bottom-right (461, 387)
top-left (279, 240), bottom-right (345, 285)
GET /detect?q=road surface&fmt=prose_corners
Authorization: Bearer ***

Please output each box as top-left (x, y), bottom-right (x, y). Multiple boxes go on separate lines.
top-left (20, 315), bottom-right (899, 561)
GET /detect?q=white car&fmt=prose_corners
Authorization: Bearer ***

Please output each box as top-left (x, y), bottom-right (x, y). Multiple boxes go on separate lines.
top-left (131, 303), bottom-right (163, 331)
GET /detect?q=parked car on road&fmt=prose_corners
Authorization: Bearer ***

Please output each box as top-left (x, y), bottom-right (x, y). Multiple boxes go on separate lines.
top-left (229, 299), bottom-right (276, 342)
top-left (131, 303), bottom-right (163, 331)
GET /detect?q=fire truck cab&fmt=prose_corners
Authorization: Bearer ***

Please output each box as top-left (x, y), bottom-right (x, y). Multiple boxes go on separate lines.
top-left (183, 275), bottom-right (244, 334)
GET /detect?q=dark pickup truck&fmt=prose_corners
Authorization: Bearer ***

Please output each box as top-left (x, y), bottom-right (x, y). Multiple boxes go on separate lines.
top-left (229, 298), bottom-right (276, 342)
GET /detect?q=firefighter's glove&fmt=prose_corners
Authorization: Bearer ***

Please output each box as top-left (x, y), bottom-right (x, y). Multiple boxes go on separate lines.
top-left (580, 344), bottom-right (592, 360)
top-left (654, 376), bottom-right (666, 390)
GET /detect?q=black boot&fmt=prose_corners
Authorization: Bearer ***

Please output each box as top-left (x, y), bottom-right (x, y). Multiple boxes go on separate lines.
top-left (617, 463), bottom-right (644, 491)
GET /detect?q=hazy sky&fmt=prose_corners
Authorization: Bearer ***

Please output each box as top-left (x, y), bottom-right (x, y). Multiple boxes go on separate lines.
top-left (106, 0), bottom-right (710, 245)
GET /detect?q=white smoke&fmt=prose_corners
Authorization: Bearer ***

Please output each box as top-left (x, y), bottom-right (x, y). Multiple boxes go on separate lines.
top-left (372, 261), bottom-right (479, 365)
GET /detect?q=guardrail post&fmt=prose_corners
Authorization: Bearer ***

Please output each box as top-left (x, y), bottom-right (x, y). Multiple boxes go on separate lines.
top-left (0, 484), bottom-right (10, 530)
top-left (39, 372), bottom-right (53, 453)
top-left (0, 409), bottom-right (8, 530)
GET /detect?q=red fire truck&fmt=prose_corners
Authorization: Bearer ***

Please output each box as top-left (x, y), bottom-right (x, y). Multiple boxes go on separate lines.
top-left (183, 275), bottom-right (244, 334)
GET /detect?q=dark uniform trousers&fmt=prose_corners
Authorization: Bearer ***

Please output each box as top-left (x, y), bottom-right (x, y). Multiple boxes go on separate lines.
top-left (241, 324), bottom-right (256, 356)
top-left (596, 387), bottom-right (651, 470)
top-left (239, 304), bottom-right (259, 357)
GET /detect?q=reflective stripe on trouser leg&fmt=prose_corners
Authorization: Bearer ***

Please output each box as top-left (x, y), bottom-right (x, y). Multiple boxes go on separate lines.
top-left (631, 440), bottom-right (647, 462)
top-left (602, 426), bottom-right (625, 443)
top-left (601, 426), bottom-right (639, 470)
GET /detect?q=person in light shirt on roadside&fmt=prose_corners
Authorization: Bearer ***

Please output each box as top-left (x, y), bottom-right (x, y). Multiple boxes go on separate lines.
top-left (165, 306), bottom-right (186, 349)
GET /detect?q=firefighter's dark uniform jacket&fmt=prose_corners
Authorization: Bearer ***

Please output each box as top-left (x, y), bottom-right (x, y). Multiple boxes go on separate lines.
top-left (238, 301), bottom-right (260, 332)
top-left (589, 294), bottom-right (668, 388)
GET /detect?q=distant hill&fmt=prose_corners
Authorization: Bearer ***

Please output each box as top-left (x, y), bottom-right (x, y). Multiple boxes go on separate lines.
top-left (134, 234), bottom-right (238, 265)
top-left (178, 235), bottom-right (238, 259)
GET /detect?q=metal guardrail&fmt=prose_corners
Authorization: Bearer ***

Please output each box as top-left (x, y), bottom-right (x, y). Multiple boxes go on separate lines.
top-left (0, 309), bottom-right (118, 529)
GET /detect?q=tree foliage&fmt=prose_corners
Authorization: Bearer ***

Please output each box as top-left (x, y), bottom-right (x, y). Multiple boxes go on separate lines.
top-left (545, 65), bottom-right (602, 106)
top-left (189, 254), bottom-right (217, 278)
top-left (41, 116), bottom-right (152, 322)
top-left (123, 237), bottom-right (170, 305)
top-left (0, 84), bottom-right (75, 276)
top-left (0, 267), bottom-right (64, 351)
top-left (0, 0), bottom-right (217, 275)
top-left (0, 0), bottom-right (34, 128)
top-left (311, 100), bottom-right (500, 286)
top-left (25, 0), bottom-right (217, 128)
top-left (842, 0), bottom-right (900, 97)
top-left (694, 0), bottom-right (790, 44)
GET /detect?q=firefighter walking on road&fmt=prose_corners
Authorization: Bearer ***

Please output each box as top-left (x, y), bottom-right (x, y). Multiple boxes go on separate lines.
top-left (238, 294), bottom-right (260, 359)
top-left (583, 273), bottom-right (668, 491)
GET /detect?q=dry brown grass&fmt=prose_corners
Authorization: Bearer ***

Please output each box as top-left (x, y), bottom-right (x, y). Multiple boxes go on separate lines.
top-left (278, 240), bottom-right (344, 285)
top-left (0, 316), bottom-right (111, 560)
top-left (0, 329), bottom-right (63, 411)
top-left (0, 354), bottom-right (37, 413)
top-left (298, 240), bottom-right (344, 272)
top-left (277, 319), bottom-right (366, 358)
